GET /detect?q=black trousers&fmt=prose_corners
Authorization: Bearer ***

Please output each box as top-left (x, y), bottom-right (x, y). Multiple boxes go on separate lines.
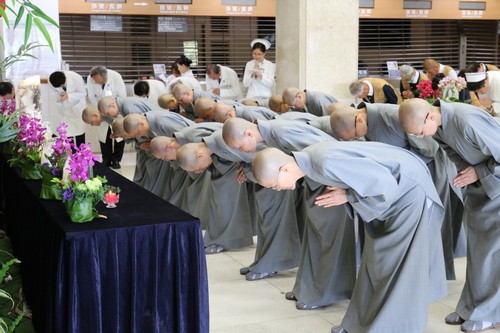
top-left (99, 126), bottom-right (124, 163)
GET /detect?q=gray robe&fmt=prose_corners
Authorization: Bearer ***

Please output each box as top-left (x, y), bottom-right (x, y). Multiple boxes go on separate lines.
top-left (304, 90), bottom-right (338, 116)
top-left (111, 97), bottom-right (158, 190)
top-left (204, 131), bottom-right (300, 272)
top-left (307, 115), bottom-right (337, 137)
top-left (258, 120), bottom-right (357, 306)
top-left (293, 141), bottom-right (446, 333)
top-left (234, 104), bottom-right (278, 122)
top-left (363, 103), bottom-right (465, 280)
top-left (174, 122), bottom-right (224, 228)
top-left (144, 111), bottom-right (194, 202)
top-left (277, 111), bottom-right (318, 123)
top-left (201, 130), bottom-right (256, 249)
top-left (434, 101), bottom-right (500, 323)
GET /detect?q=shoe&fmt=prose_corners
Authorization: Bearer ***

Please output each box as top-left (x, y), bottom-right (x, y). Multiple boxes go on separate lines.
top-left (204, 244), bottom-right (224, 254)
top-left (446, 312), bottom-right (465, 325)
top-left (285, 291), bottom-right (297, 301)
top-left (111, 161), bottom-right (121, 169)
top-left (331, 326), bottom-right (347, 333)
top-left (296, 300), bottom-right (321, 310)
top-left (461, 320), bottom-right (500, 332)
top-left (239, 267), bottom-right (250, 275)
top-left (245, 271), bottom-right (277, 281)
top-left (103, 159), bottom-right (113, 167)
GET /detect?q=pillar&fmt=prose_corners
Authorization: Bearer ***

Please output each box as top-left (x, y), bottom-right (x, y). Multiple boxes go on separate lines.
top-left (275, 0), bottom-right (359, 103)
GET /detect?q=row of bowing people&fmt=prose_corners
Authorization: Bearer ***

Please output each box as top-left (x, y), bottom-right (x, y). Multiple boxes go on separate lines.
top-left (82, 79), bottom-right (499, 333)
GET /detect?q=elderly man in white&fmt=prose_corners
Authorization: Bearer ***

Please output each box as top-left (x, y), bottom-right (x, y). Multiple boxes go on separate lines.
top-left (205, 64), bottom-right (243, 101)
top-left (86, 65), bottom-right (127, 169)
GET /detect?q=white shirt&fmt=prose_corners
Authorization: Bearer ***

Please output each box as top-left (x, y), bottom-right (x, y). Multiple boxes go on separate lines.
top-left (478, 70), bottom-right (500, 116)
top-left (205, 65), bottom-right (243, 101)
top-left (439, 64), bottom-right (458, 79)
top-left (242, 59), bottom-right (275, 99)
top-left (86, 69), bottom-right (127, 142)
top-left (141, 79), bottom-right (168, 106)
top-left (48, 70), bottom-right (87, 137)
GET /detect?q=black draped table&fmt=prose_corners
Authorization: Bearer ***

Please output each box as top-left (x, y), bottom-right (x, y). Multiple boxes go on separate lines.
top-left (0, 153), bottom-right (209, 333)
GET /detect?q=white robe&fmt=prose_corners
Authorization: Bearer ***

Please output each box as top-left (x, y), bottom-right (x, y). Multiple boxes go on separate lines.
top-left (242, 59), bottom-right (275, 99)
top-left (86, 69), bottom-right (127, 143)
top-left (205, 65), bottom-right (243, 100)
top-left (48, 71), bottom-right (87, 137)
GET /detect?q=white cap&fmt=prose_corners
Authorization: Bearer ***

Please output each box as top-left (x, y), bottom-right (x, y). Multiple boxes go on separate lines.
top-left (250, 38), bottom-right (271, 50)
top-left (465, 72), bottom-right (486, 83)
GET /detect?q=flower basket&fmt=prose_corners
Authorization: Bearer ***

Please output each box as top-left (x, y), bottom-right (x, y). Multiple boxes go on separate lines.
top-left (20, 161), bottom-right (41, 180)
top-left (39, 165), bottom-right (62, 200)
top-left (64, 197), bottom-right (99, 223)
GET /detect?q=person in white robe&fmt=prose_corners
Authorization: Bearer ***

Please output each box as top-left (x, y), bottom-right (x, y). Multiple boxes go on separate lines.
top-left (48, 71), bottom-right (87, 147)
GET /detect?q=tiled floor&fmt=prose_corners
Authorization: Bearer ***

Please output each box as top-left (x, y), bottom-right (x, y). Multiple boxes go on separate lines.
top-left (113, 152), bottom-right (499, 333)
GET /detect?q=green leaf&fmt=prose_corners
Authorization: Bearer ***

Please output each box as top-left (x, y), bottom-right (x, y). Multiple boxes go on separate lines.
top-left (24, 13), bottom-right (32, 45)
top-left (33, 17), bottom-right (54, 51)
top-left (7, 312), bottom-right (25, 333)
top-left (0, 289), bottom-right (14, 308)
top-left (0, 6), bottom-right (10, 27)
top-left (13, 4), bottom-right (24, 29)
top-left (31, 7), bottom-right (59, 28)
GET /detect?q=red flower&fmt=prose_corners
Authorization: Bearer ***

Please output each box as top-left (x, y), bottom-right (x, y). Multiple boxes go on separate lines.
top-left (416, 80), bottom-right (440, 99)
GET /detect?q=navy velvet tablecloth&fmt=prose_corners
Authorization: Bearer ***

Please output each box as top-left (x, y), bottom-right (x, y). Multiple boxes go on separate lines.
top-left (0, 154), bottom-right (209, 333)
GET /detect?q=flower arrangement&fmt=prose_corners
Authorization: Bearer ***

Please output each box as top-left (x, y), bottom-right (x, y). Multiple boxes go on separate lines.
top-left (52, 143), bottom-right (114, 222)
top-left (437, 76), bottom-right (470, 103)
top-left (40, 123), bottom-right (73, 200)
top-left (7, 114), bottom-right (47, 179)
top-left (415, 80), bottom-right (440, 102)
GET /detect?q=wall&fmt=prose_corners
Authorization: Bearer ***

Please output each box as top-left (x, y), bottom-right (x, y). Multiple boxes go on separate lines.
top-left (59, 0), bottom-right (275, 17)
top-left (59, 0), bottom-right (500, 19)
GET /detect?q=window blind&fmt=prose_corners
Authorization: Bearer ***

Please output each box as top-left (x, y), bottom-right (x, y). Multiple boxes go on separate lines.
top-left (60, 14), bottom-right (276, 82)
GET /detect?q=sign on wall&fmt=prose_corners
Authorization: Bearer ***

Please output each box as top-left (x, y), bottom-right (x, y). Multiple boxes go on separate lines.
top-left (90, 15), bottom-right (123, 32)
top-left (158, 16), bottom-right (188, 32)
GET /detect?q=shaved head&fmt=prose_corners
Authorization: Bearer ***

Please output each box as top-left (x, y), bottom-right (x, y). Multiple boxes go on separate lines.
top-left (194, 96), bottom-right (217, 119)
top-left (123, 113), bottom-right (145, 136)
top-left (213, 103), bottom-right (235, 123)
top-left (252, 148), bottom-right (295, 189)
top-left (221, 117), bottom-right (256, 151)
top-left (330, 104), bottom-right (358, 139)
top-left (398, 99), bottom-right (432, 133)
top-left (176, 143), bottom-right (213, 173)
top-left (82, 106), bottom-right (102, 126)
top-left (97, 96), bottom-right (115, 113)
top-left (111, 118), bottom-right (127, 138)
top-left (150, 136), bottom-right (178, 160)
top-left (282, 87), bottom-right (301, 105)
top-left (268, 95), bottom-right (288, 113)
top-left (158, 93), bottom-right (178, 110)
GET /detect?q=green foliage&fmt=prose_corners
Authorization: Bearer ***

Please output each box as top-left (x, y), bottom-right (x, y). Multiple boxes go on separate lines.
top-left (0, 0), bottom-right (60, 73)
top-left (0, 112), bottom-right (19, 144)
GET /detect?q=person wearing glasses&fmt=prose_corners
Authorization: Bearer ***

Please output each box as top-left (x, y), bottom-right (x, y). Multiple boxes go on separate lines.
top-left (87, 65), bottom-right (127, 169)
top-left (422, 58), bottom-right (458, 81)
top-left (330, 102), bottom-right (466, 280)
top-left (282, 86), bottom-right (338, 116)
top-left (242, 39), bottom-right (276, 106)
top-left (399, 64), bottom-right (429, 100)
top-left (399, 98), bottom-right (500, 333)
top-left (205, 64), bottom-right (243, 101)
top-left (349, 78), bottom-right (401, 105)
top-left (222, 118), bottom-right (356, 304)
top-left (252, 141), bottom-right (446, 333)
